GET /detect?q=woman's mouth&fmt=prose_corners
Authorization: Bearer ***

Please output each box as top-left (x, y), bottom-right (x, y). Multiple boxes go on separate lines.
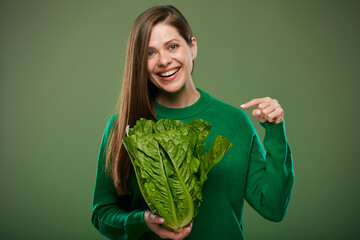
top-left (157, 67), bottom-right (181, 78)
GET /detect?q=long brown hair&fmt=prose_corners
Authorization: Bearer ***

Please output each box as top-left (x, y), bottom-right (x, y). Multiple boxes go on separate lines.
top-left (105, 5), bottom-right (194, 195)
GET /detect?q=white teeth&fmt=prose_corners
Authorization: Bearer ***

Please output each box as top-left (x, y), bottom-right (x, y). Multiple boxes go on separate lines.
top-left (159, 68), bottom-right (180, 77)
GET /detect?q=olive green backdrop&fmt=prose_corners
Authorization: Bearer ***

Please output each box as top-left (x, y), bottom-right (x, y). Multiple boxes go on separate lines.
top-left (1, 0), bottom-right (359, 239)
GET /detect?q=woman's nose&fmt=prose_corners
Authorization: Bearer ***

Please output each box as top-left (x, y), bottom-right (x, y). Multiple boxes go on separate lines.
top-left (158, 52), bottom-right (172, 66)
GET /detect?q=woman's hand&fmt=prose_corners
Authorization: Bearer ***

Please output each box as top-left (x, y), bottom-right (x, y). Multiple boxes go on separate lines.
top-left (144, 210), bottom-right (193, 240)
top-left (240, 97), bottom-right (284, 123)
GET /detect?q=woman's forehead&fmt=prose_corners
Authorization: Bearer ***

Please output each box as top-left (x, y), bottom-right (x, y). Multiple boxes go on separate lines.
top-left (148, 23), bottom-right (182, 48)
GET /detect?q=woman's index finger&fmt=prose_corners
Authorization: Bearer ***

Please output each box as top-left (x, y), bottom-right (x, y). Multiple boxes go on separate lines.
top-left (240, 98), bottom-right (266, 109)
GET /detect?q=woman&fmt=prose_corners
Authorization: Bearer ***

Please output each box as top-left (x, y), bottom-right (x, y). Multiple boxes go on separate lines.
top-left (91, 5), bottom-right (294, 240)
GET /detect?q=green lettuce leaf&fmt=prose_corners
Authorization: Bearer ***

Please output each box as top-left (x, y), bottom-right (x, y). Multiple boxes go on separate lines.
top-left (122, 118), bottom-right (232, 232)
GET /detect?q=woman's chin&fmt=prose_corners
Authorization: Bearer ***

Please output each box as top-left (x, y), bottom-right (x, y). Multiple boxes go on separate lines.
top-left (155, 79), bottom-right (186, 94)
top-left (158, 85), bottom-right (184, 94)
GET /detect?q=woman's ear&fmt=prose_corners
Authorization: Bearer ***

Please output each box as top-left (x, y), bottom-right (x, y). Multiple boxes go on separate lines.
top-left (190, 36), bottom-right (197, 60)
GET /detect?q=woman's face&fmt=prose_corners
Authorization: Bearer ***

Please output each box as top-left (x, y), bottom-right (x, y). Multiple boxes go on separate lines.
top-left (147, 23), bottom-right (197, 94)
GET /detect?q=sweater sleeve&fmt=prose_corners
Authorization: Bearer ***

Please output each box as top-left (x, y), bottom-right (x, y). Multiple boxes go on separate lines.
top-left (90, 115), bottom-right (150, 239)
top-left (244, 120), bottom-right (294, 222)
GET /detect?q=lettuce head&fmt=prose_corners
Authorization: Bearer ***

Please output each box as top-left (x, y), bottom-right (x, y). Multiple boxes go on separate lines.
top-left (122, 118), bottom-right (232, 232)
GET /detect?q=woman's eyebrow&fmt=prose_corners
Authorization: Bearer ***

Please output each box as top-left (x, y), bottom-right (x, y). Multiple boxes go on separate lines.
top-left (148, 39), bottom-right (180, 49)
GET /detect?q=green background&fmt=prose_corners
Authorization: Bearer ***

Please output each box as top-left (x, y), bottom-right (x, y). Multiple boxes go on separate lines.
top-left (1, 0), bottom-right (359, 239)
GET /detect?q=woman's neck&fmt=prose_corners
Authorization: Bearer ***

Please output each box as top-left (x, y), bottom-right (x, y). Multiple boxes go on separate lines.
top-left (155, 81), bottom-right (200, 108)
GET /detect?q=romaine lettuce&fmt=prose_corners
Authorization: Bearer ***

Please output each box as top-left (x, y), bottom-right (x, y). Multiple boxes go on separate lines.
top-left (122, 118), bottom-right (232, 232)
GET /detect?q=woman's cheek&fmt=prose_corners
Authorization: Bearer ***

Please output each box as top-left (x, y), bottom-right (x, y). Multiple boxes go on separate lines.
top-left (147, 59), bottom-right (154, 73)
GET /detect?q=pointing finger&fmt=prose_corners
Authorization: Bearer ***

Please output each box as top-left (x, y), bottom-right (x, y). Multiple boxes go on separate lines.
top-left (240, 97), bottom-right (271, 109)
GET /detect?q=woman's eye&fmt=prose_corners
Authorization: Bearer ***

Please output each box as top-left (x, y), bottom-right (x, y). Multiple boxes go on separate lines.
top-left (169, 44), bottom-right (178, 50)
top-left (148, 51), bottom-right (154, 57)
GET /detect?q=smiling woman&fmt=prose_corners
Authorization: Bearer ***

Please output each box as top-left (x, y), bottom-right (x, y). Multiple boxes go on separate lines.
top-left (147, 23), bottom-right (199, 108)
top-left (91, 5), bottom-right (294, 240)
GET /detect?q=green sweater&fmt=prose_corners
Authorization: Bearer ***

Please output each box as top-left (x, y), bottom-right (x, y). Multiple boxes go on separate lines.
top-left (91, 88), bottom-right (294, 240)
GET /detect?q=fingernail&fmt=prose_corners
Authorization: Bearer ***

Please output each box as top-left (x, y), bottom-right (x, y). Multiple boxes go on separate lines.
top-left (159, 217), bottom-right (164, 223)
top-left (190, 222), bottom-right (193, 228)
top-left (256, 110), bottom-right (261, 115)
top-left (240, 104), bottom-right (245, 108)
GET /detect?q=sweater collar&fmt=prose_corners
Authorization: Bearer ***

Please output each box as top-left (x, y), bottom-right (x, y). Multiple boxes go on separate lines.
top-left (155, 88), bottom-right (211, 120)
